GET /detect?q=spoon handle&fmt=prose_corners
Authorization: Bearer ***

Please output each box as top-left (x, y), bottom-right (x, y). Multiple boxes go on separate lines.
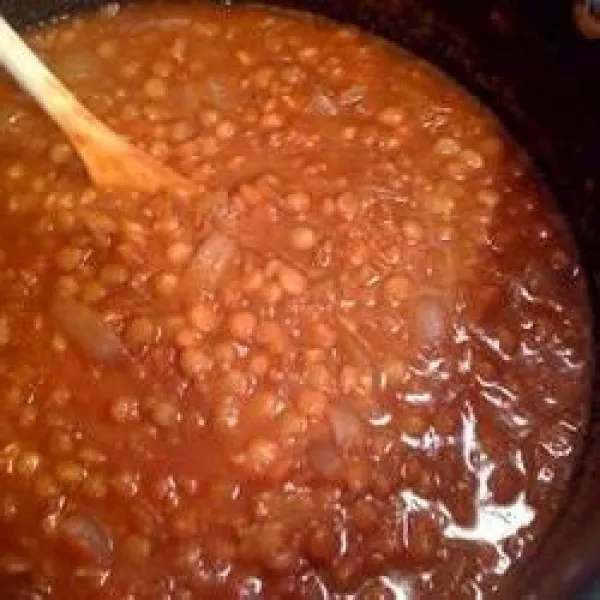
top-left (0, 15), bottom-right (110, 143)
top-left (0, 15), bottom-right (193, 193)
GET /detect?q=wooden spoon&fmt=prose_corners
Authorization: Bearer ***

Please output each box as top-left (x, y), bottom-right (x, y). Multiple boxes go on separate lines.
top-left (0, 15), bottom-right (194, 193)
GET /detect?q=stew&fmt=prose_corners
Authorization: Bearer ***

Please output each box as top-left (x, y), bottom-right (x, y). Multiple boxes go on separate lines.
top-left (0, 2), bottom-right (592, 598)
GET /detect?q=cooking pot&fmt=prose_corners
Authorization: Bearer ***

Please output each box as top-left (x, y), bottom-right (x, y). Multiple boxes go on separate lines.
top-left (1, 0), bottom-right (599, 597)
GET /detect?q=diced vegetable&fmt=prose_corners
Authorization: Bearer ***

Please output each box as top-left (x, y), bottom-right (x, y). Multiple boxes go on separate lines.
top-left (184, 231), bottom-right (237, 291)
top-left (50, 294), bottom-right (125, 364)
top-left (336, 316), bottom-right (374, 366)
top-left (307, 92), bottom-right (338, 116)
top-left (59, 514), bottom-right (113, 566)
top-left (308, 442), bottom-right (343, 477)
top-left (329, 405), bottom-right (363, 448)
top-left (414, 295), bottom-right (448, 346)
top-left (206, 77), bottom-right (228, 109)
top-left (339, 86), bottom-right (365, 107)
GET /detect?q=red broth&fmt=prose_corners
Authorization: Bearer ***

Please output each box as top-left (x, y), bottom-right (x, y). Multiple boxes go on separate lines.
top-left (0, 3), bottom-right (592, 598)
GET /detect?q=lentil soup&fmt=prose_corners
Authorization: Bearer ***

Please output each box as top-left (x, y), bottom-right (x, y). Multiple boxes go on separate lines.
top-left (0, 2), bottom-right (592, 598)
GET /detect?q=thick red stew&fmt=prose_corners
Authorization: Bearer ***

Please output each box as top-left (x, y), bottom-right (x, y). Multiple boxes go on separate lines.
top-left (0, 2), bottom-right (592, 599)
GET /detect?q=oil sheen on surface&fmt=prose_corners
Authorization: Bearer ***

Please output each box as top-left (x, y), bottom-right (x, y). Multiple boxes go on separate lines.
top-left (0, 2), bottom-right (592, 599)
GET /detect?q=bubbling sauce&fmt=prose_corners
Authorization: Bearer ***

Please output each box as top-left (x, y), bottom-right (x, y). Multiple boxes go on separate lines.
top-left (0, 3), bottom-right (591, 598)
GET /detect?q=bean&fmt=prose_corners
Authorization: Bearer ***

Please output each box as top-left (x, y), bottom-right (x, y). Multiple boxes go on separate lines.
top-left (180, 347), bottom-right (212, 377)
top-left (241, 269), bottom-right (264, 292)
top-left (171, 121), bottom-right (194, 142)
top-left (83, 474), bottom-right (108, 499)
top-left (383, 275), bottom-right (411, 305)
top-left (281, 191), bottom-right (311, 214)
top-left (154, 273), bottom-right (179, 296)
top-left (144, 77), bottom-right (167, 99)
top-left (345, 460), bottom-right (370, 493)
top-left (478, 188), bottom-right (501, 209)
top-left (0, 316), bottom-right (10, 347)
top-left (15, 450), bottom-right (42, 478)
top-left (256, 321), bottom-right (287, 354)
top-left (0, 554), bottom-right (31, 575)
top-left (34, 474), bottom-right (59, 500)
top-left (55, 247), bottom-right (85, 272)
top-left (404, 512), bottom-right (441, 562)
top-left (167, 242), bottom-right (193, 265)
top-left (6, 162), bottom-right (25, 180)
top-left (278, 265), bottom-right (307, 296)
top-left (123, 535), bottom-right (152, 563)
top-left (246, 391), bottom-right (280, 425)
top-left (50, 143), bottom-right (73, 164)
top-left (170, 510), bottom-right (199, 539)
top-left (96, 40), bottom-right (117, 58)
top-left (378, 106), bottom-right (404, 127)
top-left (290, 226), bottom-right (317, 251)
top-left (215, 121), bottom-right (236, 139)
top-left (175, 328), bottom-right (200, 348)
top-left (261, 113), bottom-right (284, 129)
top-left (55, 461), bottom-right (86, 486)
top-left (222, 370), bottom-right (249, 396)
top-left (402, 219), bottom-right (424, 244)
top-left (381, 357), bottom-right (407, 387)
top-left (229, 311), bottom-right (257, 341)
top-left (126, 317), bottom-right (155, 346)
top-left (110, 471), bottom-right (140, 499)
top-left (310, 322), bottom-right (336, 349)
top-left (0, 495), bottom-right (18, 522)
top-left (296, 389), bottom-right (328, 418)
top-left (460, 148), bottom-right (484, 169)
top-left (109, 396), bottom-right (139, 423)
top-left (357, 582), bottom-right (395, 600)
top-left (433, 137), bottom-right (461, 155)
top-left (244, 438), bottom-right (279, 475)
top-left (336, 191), bottom-right (358, 221)
top-left (81, 280), bottom-right (107, 304)
top-left (149, 401), bottom-right (179, 428)
top-left (187, 303), bottom-right (217, 333)
top-left (249, 353), bottom-right (270, 377)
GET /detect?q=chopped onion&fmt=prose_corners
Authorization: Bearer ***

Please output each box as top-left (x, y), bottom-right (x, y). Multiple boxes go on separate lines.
top-left (307, 93), bottom-right (338, 116)
top-left (336, 316), bottom-right (373, 366)
top-left (50, 295), bottom-right (125, 364)
top-left (414, 295), bottom-right (448, 346)
top-left (206, 77), bottom-right (228, 109)
top-left (178, 83), bottom-right (202, 111)
top-left (329, 406), bottom-right (363, 448)
top-left (308, 442), bottom-right (343, 477)
top-left (184, 231), bottom-right (237, 291)
top-left (60, 514), bottom-right (113, 566)
top-left (339, 86), bottom-right (365, 106)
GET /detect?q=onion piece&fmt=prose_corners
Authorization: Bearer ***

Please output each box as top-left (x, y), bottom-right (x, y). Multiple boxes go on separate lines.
top-left (329, 405), bottom-right (363, 448)
top-left (307, 92), bottom-right (338, 116)
top-left (184, 231), bottom-right (237, 291)
top-left (336, 316), bottom-right (374, 366)
top-left (59, 514), bottom-right (113, 566)
top-left (339, 86), bottom-right (365, 107)
top-left (414, 294), bottom-right (448, 346)
top-left (206, 76), bottom-right (229, 109)
top-left (308, 442), bottom-right (343, 477)
top-left (50, 295), bottom-right (125, 364)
